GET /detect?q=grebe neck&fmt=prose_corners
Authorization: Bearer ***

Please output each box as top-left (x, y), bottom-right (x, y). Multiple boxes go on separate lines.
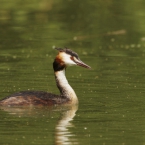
top-left (54, 69), bottom-right (78, 104)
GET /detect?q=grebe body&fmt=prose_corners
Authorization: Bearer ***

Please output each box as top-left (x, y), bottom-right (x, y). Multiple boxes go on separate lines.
top-left (0, 48), bottom-right (91, 106)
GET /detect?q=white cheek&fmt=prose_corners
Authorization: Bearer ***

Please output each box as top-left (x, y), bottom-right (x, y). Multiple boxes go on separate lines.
top-left (61, 53), bottom-right (76, 66)
top-left (66, 60), bottom-right (76, 66)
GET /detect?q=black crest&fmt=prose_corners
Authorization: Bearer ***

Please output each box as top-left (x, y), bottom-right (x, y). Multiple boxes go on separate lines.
top-left (55, 47), bottom-right (79, 59)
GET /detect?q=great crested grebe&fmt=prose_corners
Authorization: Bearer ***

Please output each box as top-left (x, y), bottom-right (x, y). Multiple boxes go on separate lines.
top-left (0, 48), bottom-right (91, 106)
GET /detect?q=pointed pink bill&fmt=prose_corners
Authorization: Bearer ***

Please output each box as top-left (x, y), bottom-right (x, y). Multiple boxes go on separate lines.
top-left (74, 57), bottom-right (91, 69)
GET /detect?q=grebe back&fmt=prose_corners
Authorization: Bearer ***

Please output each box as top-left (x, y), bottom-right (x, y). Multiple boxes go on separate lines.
top-left (0, 48), bottom-right (91, 106)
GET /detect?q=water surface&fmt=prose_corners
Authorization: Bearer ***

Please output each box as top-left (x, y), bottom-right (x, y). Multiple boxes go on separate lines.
top-left (1, 0), bottom-right (145, 144)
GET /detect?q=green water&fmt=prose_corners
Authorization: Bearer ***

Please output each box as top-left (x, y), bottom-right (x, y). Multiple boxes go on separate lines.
top-left (1, 0), bottom-right (145, 144)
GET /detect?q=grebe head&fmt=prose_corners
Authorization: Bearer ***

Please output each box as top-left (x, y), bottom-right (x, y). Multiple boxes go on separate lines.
top-left (53, 48), bottom-right (91, 71)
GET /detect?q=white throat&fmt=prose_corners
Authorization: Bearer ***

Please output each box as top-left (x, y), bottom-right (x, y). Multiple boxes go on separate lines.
top-left (55, 69), bottom-right (78, 104)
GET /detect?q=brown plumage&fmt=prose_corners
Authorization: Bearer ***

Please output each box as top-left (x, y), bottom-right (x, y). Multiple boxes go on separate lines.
top-left (0, 91), bottom-right (70, 106)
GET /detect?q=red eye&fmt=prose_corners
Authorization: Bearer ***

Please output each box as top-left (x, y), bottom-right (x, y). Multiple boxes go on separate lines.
top-left (70, 56), bottom-right (74, 61)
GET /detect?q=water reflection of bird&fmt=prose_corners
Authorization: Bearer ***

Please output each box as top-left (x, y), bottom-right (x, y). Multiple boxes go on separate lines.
top-left (0, 48), bottom-right (91, 106)
top-left (0, 105), bottom-right (78, 144)
top-left (55, 105), bottom-right (78, 145)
